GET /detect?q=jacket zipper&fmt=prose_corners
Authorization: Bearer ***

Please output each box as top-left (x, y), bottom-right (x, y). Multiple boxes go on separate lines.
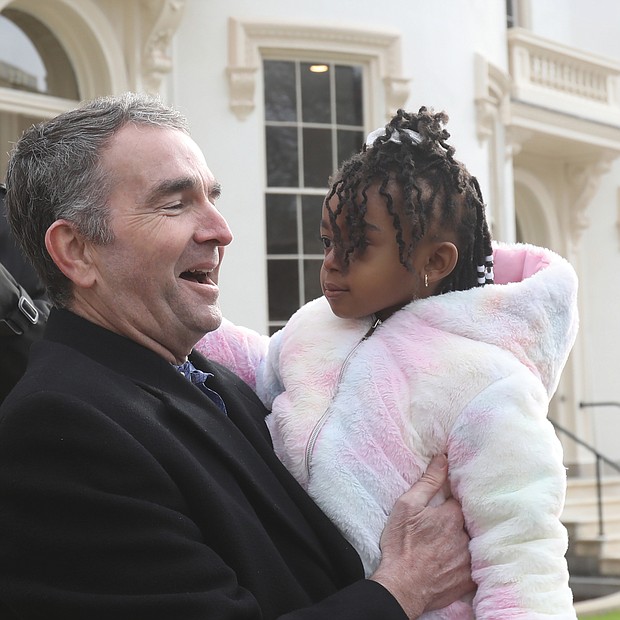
top-left (303, 316), bottom-right (383, 479)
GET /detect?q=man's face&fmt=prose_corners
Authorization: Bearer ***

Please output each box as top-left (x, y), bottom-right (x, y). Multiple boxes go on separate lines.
top-left (76, 124), bottom-right (233, 362)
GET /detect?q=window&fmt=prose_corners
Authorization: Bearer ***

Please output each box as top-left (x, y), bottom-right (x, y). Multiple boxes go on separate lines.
top-left (506, 0), bottom-right (519, 29)
top-left (0, 8), bottom-right (82, 178)
top-left (263, 59), bottom-right (364, 333)
top-left (0, 9), bottom-right (78, 98)
top-left (0, 14), bottom-right (45, 93)
top-left (227, 19), bottom-right (408, 333)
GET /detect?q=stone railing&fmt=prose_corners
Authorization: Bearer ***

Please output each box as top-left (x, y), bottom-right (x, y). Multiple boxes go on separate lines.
top-left (0, 60), bottom-right (38, 91)
top-left (508, 28), bottom-right (620, 125)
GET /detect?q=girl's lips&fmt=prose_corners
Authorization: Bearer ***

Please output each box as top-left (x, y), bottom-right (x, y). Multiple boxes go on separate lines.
top-left (323, 282), bottom-right (346, 292)
top-left (323, 283), bottom-right (348, 299)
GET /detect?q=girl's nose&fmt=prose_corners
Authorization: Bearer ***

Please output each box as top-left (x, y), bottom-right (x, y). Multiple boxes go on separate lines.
top-left (323, 245), bottom-right (344, 271)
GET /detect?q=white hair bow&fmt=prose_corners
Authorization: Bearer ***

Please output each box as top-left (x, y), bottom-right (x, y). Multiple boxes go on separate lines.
top-left (365, 127), bottom-right (422, 148)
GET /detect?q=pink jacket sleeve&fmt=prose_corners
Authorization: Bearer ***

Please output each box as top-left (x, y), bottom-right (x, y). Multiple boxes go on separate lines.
top-left (194, 319), bottom-right (270, 393)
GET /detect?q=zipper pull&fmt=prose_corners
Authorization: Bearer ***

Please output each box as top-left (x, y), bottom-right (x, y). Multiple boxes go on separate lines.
top-left (362, 315), bottom-right (382, 340)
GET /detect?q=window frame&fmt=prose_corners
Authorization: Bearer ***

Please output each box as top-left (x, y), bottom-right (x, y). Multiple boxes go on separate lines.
top-left (227, 18), bottom-right (410, 332)
top-left (262, 57), bottom-right (366, 332)
top-left (227, 17), bottom-right (409, 125)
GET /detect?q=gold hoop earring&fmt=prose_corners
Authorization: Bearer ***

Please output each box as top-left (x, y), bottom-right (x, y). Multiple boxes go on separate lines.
top-left (424, 273), bottom-right (429, 288)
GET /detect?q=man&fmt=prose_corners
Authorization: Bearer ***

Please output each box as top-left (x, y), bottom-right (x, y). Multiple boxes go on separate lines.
top-left (0, 93), bottom-right (472, 619)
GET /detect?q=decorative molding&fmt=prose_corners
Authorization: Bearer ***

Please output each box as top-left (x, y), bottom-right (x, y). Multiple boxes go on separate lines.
top-left (507, 127), bottom-right (533, 159)
top-left (140, 0), bottom-right (186, 94)
top-left (226, 66), bottom-right (258, 121)
top-left (474, 54), bottom-right (515, 239)
top-left (508, 27), bottom-right (620, 126)
top-left (227, 18), bottom-right (410, 121)
top-left (474, 54), bottom-right (511, 145)
top-left (565, 154), bottom-right (615, 245)
top-left (383, 76), bottom-right (410, 118)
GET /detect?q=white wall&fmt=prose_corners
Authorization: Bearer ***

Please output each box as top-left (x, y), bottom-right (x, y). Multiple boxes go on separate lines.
top-left (529, 0), bottom-right (620, 60)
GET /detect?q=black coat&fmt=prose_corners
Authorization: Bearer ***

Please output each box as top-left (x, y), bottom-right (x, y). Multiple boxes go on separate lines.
top-left (0, 184), bottom-right (51, 402)
top-left (0, 309), bottom-right (407, 620)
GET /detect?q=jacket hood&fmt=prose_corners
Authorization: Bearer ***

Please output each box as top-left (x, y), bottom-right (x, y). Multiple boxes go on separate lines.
top-left (399, 242), bottom-right (579, 397)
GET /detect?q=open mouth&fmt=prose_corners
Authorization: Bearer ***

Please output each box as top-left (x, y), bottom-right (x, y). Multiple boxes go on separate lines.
top-left (180, 269), bottom-right (209, 284)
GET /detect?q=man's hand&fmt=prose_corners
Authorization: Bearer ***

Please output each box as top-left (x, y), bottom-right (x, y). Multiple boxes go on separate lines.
top-left (370, 455), bottom-right (474, 619)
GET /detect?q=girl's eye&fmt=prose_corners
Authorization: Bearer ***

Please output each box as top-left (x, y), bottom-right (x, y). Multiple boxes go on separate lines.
top-left (320, 236), bottom-right (333, 250)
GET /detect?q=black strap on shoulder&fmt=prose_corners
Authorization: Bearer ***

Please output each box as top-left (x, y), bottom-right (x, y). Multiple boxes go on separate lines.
top-left (0, 264), bottom-right (41, 337)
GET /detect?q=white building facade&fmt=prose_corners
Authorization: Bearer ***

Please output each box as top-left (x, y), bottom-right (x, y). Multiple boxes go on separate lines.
top-left (1, 0), bottom-right (620, 476)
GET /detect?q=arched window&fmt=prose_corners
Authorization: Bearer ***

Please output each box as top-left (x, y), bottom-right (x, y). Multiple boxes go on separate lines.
top-left (0, 8), bottom-right (79, 178)
top-left (0, 9), bottom-right (78, 98)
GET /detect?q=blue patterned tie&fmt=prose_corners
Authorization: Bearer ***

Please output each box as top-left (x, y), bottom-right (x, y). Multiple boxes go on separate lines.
top-left (174, 360), bottom-right (227, 414)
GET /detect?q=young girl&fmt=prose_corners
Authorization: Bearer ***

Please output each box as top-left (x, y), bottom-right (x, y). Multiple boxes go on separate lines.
top-left (197, 108), bottom-right (579, 618)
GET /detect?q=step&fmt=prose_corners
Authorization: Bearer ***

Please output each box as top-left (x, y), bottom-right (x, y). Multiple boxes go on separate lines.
top-left (568, 535), bottom-right (620, 565)
top-left (566, 536), bottom-right (620, 575)
top-left (562, 506), bottom-right (620, 539)
top-left (567, 543), bottom-right (620, 577)
top-left (564, 504), bottom-right (620, 522)
top-left (565, 476), bottom-right (620, 503)
top-left (562, 499), bottom-right (620, 519)
top-left (600, 556), bottom-right (620, 577)
top-left (564, 490), bottom-right (620, 510)
top-left (570, 575), bottom-right (620, 602)
top-left (564, 518), bottom-right (620, 540)
top-left (560, 475), bottom-right (620, 579)
top-left (568, 536), bottom-right (604, 559)
top-left (562, 493), bottom-right (620, 520)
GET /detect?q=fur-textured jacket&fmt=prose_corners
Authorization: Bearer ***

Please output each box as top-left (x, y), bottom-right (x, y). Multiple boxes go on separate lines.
top-left (196, 242), bottom-right (579, 619)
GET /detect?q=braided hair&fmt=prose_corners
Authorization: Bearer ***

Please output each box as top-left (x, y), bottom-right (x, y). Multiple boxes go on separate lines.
top-left (324, 107), bottom-right (494, 293)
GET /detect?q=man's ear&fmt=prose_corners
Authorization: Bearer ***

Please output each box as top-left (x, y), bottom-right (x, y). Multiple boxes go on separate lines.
top-left (425, 241), bottom-right (458, 286)
top-left (45, 219), bottom-right (97, 288)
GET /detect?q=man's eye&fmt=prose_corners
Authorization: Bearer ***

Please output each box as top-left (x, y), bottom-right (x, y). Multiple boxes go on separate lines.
top-left (320, 236), bottom-right (332, 250)
top-left (164, 203), bottom-right (184, 212)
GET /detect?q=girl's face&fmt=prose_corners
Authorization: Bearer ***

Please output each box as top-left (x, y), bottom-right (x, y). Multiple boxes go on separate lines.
top-left (320, 182), bottom-right (433, 321)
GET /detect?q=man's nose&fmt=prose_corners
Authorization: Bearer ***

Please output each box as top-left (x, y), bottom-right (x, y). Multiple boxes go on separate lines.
top-left (197, 202), bottom-right (233, 246)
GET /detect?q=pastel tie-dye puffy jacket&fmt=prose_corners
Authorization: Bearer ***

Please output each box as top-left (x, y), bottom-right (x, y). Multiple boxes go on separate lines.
top-left (196, 242), bottom-right (579, 619)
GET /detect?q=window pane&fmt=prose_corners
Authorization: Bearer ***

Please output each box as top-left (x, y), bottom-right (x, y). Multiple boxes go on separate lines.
top-left (0, 15), bottom-right (45, 92)
top-left (266, 126), bottom-right (299, 187)
top-left (268, 260), bottom-right (299, 321)
top-left (264, 60), bottom-right (296, 122)
top-left (0, 9), bottom-right (78, 98)
top-left (301, 62), bottom-right (330, 123)
top-left (337, 129), bottom-right (363, 167)
top-left (303, 127), bottom-right (332, 188)
top-left (336, 65), bottom-right (363, 125)
top-left (264, 58), bottom-right (363, 327)
top-left (304, 259), bottom-right (323, 302)
top-left (266, 194), bottom-right (298, 254)
top-left (302, 194), bottom-right (324, 254)
top-left (506, 0), bottom-right (516, 28)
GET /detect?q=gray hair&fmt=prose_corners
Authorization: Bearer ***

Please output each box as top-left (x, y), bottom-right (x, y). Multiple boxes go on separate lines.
top-left (5, 92), bottom-right (190, 308)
